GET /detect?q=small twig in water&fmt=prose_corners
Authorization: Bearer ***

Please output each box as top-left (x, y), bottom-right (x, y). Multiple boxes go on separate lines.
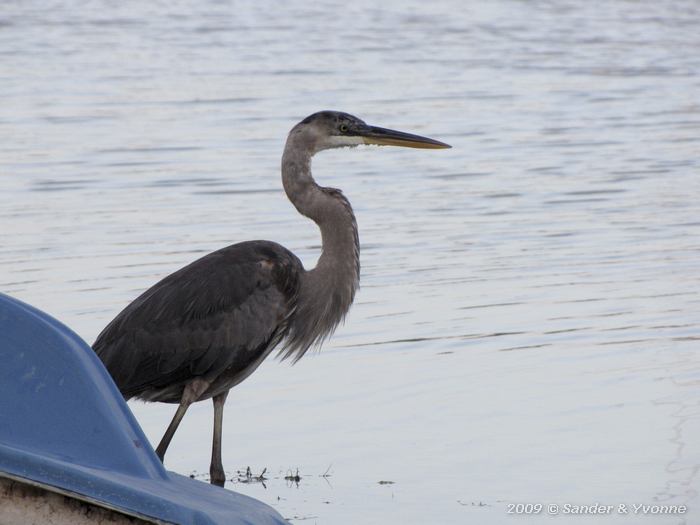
top-left (457, 500), bottom-right (490, 507)
top-left (284, 468), bottom-right (301, 483)
top-left (237, 466), bottom-right (268, 486)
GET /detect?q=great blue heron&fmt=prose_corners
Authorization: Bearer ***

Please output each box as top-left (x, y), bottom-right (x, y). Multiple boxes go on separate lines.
top-left (93, 110), bottom-right (450, 486)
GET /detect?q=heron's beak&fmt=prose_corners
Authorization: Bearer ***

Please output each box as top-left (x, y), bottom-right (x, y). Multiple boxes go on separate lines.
top-left (360, 125), bottom-right (451, 149)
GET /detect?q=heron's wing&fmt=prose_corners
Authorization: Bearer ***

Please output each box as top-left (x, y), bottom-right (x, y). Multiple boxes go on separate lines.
top-left (93, 241), bottom-right (301, 400)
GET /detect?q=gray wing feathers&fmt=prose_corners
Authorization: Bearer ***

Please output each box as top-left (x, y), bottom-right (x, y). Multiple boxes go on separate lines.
top-left (93, 241), bottom-right (301, 400)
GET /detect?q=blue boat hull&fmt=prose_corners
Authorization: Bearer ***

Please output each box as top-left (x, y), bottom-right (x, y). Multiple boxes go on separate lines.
top-left (0, 293), bottom-right (286, 525)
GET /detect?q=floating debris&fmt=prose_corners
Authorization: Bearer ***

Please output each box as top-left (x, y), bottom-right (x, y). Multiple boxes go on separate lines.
top-left (289, 515), bottom-right (319, 521)
top-left (187, 471), bottom-right (210, 482)
top-left (284, 468), bottom-right (301, 484)
top-left (457, 500), bottom-right (490, 507)
top-left (237, 466), bottom-right (268, 487)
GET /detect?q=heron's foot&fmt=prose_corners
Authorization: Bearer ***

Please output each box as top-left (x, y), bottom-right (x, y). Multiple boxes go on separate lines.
top-left (210, 464), bottom-right (226, 487)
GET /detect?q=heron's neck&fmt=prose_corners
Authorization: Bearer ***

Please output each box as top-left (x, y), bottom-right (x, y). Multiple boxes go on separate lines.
top-left (282, 139), bottom-right (360, 282)
top-left (281, 137), bottom-right (360, 349)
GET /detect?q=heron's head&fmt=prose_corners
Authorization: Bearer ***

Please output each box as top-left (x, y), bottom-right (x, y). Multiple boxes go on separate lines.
top-left (289, 110), bottom-right (451, 154)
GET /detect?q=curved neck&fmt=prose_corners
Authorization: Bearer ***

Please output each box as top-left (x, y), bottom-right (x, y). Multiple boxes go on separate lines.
top-left (281, 135), bottom-right (360, 281)
top-left (279, 133), bottom-right (360, 361)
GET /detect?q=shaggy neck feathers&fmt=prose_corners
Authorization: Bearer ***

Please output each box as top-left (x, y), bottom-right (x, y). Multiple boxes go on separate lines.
top-left (278, 131), bottom-right (360, 361)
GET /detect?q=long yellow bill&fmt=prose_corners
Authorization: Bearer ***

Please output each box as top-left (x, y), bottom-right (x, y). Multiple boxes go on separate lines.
top-left (361, 125), bottom-right (451, 149)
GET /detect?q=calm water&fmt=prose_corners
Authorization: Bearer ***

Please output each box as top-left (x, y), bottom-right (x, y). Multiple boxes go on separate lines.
top-left (2, 2), bottom-right (699, 524)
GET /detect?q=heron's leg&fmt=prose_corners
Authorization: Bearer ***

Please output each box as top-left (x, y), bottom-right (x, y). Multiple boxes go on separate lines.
top-left (155, 378), bottom-right (210, 462)
top-left (155, 402), bottom-right (189, 462)
top-left (210, 390), bottom-right (229, 486)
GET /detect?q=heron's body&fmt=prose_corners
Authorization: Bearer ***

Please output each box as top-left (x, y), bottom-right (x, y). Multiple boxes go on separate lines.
top-left (93, 111), bottom-right (448, 486)
top-left (94, 241), bottom-right (303, 404)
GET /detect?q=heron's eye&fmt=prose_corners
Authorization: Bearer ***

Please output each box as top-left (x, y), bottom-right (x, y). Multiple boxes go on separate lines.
top-left (339, 124), bottom-right (349, 133)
